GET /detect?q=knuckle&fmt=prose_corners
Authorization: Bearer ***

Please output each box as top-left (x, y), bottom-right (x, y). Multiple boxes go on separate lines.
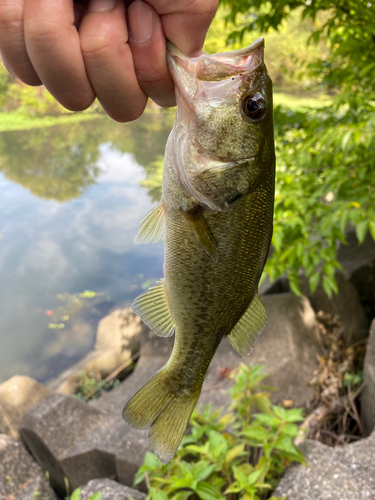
top-left (25, 19), bottom-right (60, 45)
top-left (0, 1), bottom-right (23, 29)
top-left (80, 34), bottom-right (112, 57)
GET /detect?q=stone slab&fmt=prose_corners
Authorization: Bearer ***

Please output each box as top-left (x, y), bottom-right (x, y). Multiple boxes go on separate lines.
top-left (20, 392), bottom-right (124, 496)
top-left (80, 478), bottom-right (146, 500)
top-left (0, 376), bottom-right (52, 441)
top-left (0, 434), bottom-right (54, 500)
top-left (274, 431), bottom-right (375, 499)
top-left (49, 308), bottom-right (145, 395)
top-left (361, 318), bottom-right (375, 436)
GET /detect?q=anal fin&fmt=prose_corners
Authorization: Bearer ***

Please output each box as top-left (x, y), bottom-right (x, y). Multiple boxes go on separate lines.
top-left (132, 279), bottom-right (175, 337)
top-left (227, 292), bottom-right (267, 356)
top-left (134, 200), bottom-right (165, 245)
top-left (183, 207), bottom-right (218, 262)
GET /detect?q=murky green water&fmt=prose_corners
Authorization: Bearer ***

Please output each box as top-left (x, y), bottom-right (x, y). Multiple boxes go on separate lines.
top-left (0, 109), bottom-right (174, 383)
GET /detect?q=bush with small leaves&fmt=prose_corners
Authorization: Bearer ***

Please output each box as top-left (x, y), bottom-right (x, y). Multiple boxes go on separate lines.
top-left (135, 364), bottom-right (306, 500)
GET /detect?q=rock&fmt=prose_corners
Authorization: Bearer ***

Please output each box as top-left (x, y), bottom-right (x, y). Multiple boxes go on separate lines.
top-left (80, 478), bottom-right (146, 500)
top-left (299, 272), bottom-right (369, 345)
top-left (337, 229), bottom-right (375, 276)
top-left (93, 333), bottom-right (171, 488)
top-left (274, 430), bottom-right (375, 499)
top-left (0, 376), bottom-right (52, 440)
top-left (350, 260), bottom-right (375, 321)
top-left (0, 434), bottom-right (54, 500)
top-left (49, 308), bottom-right (145, 395)
top-left (20, 393), bottom-right (129, 496)
top-left (361, 318), bottom-right (375, 436)
top-left (95, 308), bottom-right (144, 353)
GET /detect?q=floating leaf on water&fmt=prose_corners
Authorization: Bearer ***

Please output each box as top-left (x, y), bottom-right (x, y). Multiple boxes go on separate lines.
top-left (48, 323), bottom-right (65, 330)
top-left (80, 290), bottom-right (97, 298)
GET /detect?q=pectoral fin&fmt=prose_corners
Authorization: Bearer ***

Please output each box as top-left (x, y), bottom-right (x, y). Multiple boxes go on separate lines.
top-left (132, 279), bottom-right (175, 337)
top-left (228, 292), bottom-right (267, 356)
top-left (183, 207), bottom-right (218, 262)
top-left (134, 200), bottom-right (165, 245)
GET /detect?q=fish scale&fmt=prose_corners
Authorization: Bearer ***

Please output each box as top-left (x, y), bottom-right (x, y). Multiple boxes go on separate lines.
top-left (123, 38), bottom-right (275, 464)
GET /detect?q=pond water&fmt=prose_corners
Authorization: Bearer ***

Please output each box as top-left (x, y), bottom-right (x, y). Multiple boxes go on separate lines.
top-left (0, 109), bottom-right (174, 383)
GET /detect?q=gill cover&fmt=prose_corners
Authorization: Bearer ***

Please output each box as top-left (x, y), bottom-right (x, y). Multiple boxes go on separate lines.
top-left (166, 39), bottom-right (272, 211)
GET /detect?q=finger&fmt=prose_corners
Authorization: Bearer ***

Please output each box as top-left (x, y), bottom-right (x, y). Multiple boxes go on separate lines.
top-left (128, 0), bottom-right (175, 107)
top-left (79, 0), bottom-right (147, 122)
top-left (0, 0), bottom-right (41, 85)
top-left (147, 0), bottom-right (219, 57)
top-left (24, 0), bottom-right (95, 111)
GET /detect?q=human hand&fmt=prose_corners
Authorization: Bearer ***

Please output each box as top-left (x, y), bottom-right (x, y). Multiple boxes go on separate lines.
top-left (0, 0), bottom-right (218, 121)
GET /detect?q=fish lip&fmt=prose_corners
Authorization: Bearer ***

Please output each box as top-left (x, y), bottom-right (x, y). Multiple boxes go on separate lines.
top-left (167, 38), bottom-right (264, 60)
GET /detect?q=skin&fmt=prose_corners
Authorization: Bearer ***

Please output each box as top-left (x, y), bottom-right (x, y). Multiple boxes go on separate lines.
top-left (0, 0), bottom-right (218, 121)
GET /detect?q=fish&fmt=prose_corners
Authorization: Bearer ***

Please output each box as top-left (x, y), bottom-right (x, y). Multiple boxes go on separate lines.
top-left (122, 38), bottom-right (275, 464)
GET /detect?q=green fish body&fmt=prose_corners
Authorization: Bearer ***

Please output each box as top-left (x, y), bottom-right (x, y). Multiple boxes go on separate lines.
top-left (123, 39), bottom-right (275, 464)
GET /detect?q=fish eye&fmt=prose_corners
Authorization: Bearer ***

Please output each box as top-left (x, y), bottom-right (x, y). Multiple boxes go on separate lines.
top-left (241, 93), bottom-right (266, 121)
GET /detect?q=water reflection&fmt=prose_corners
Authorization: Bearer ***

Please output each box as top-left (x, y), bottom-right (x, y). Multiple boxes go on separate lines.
top-left (0, 109), bottom-right (172, 203)
top-left (0, 109), bottom-right (173, 383)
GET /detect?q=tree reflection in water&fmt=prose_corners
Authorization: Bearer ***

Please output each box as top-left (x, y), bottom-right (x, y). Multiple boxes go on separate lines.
top-left (0, 107), bottom-right (174, 203)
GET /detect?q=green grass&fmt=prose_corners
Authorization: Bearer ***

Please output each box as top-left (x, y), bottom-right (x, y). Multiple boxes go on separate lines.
top-left (0, 111), bottom-right (101, 132)
top-left (273, 91), bottom-right (332, 109)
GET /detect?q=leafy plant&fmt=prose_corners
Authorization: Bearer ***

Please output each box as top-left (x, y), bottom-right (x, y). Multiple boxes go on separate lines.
top-left (74, 370), bottom-right (120, 401)
top-left (135, 364), bottom-right (306, 500)
top-left (68, 487), bottom-right (102, 500)
top-left (216, 0), bottom-right (375, 296)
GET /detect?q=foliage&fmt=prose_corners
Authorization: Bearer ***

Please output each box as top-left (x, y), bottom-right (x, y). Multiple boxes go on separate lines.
top-left (135, 364), bottom-right (306, 500)
top-left (70, 488), bottom-right (102, 500)
top-left (216, 0), bottom-right (375, 296)
top-left (73, 370), bottom-right (120, 401)
top-left (68, 487), bottom-right (102, 500)
top-left (205, 6), bottom-right (327, 94)
top-left (265, 102), bottom-right (375, 296)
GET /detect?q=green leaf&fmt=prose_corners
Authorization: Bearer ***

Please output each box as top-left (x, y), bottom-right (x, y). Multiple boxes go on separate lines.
top-left (195, 481), bottom-right (225, 500)
top-left (88, 493), bottom-right (102, 500)
top-left (171, 492), bottom-right (193, 500)
top-left (369, 220), bottom-right (375, 241)
top-left (70, 488), bottom-right (82, 500)
top-left (356, 220), bottom-right (368, 244)
top-left (224, 443), bottom-right (245, 465)
top-left (149, 488), bottom-right (169, 500)
top-left (192, 462), bottom-right (218, 482)
top-left (309, 272), bottom-right (320, 294)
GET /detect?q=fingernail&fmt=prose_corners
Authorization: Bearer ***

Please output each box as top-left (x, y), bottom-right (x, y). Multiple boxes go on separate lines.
top-left (129, 0), bottom-right (153, 44)
top-left (88, 0), bottom-right (116, 13)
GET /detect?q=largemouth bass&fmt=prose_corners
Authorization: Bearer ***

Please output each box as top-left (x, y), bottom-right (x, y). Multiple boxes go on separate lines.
top-left (123, 38), bottom-right (275, 464)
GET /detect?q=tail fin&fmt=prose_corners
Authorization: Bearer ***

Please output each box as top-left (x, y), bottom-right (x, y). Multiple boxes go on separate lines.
top-left (122, 368), bottom-right (200, 464)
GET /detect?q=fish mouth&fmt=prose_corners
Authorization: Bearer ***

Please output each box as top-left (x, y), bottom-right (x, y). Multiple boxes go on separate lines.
top-left (167, 38), bottom-right (264, 83)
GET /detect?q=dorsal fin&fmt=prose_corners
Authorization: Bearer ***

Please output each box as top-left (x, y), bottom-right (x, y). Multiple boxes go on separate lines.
top-left (134, 200), bottom-right (165, 245)
top-left (182, 207), bottom-right (218, 262)
top-left (227, 292), bottom-right (267, 356)
top-left (132, 279), bottom-right (175, 337)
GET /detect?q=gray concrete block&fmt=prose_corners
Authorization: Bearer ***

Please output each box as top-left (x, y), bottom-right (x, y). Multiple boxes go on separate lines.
top-left (80, 478), bottom-right (146, 500)
top-left (274, 430), bottom-right (375, 499)
top-left (0, 434), bottom-right (54, 500)
top-left (0, 376), bottom-right (52, 440)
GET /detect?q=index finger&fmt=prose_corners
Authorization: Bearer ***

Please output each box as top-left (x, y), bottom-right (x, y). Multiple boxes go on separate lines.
top-left (147, 0), bottom-right (218, 56)
top-left (24, 0), bottom-right (95, 111)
